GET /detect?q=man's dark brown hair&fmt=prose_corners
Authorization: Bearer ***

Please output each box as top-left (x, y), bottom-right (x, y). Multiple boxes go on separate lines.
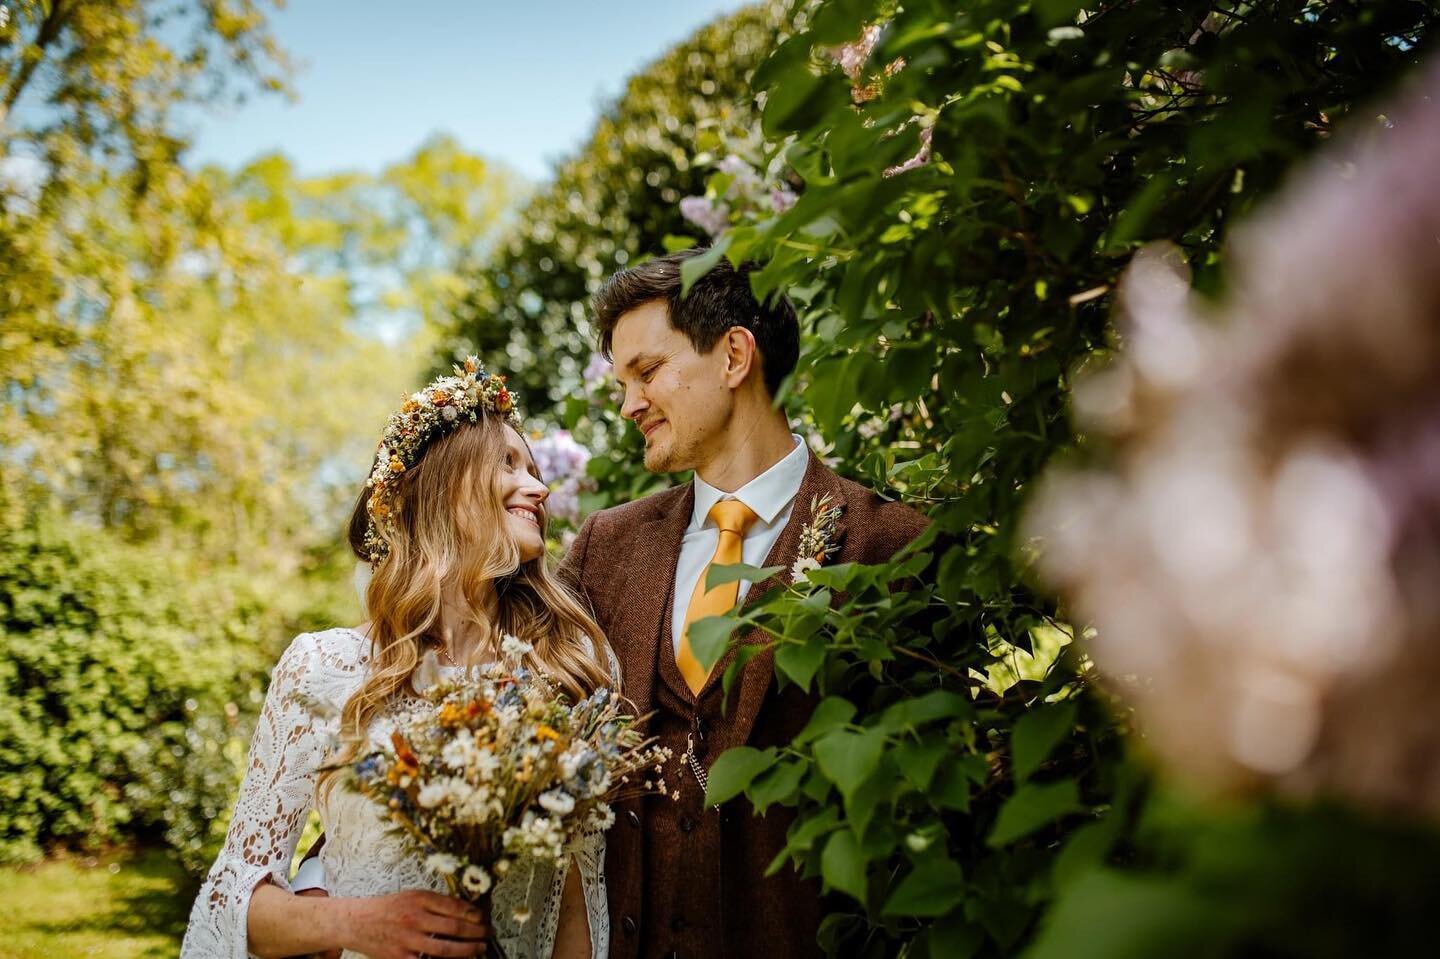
top-left (591, 247), bottom-right (800, 399)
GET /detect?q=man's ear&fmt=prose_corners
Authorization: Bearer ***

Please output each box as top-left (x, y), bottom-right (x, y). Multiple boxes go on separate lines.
top-left (721, 327), bottom-right (759, 389)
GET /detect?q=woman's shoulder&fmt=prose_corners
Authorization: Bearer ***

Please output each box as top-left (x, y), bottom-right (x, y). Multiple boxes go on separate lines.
top-left (272, 625), bottom-right (373, 700)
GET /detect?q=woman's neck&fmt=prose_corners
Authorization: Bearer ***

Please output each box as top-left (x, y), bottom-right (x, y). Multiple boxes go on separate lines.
top-left (436, 579), bottom-right (500, 666)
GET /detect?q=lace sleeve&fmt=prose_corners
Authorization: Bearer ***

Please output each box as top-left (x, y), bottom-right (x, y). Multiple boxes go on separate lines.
top-left (180, 632), bottom-right (339, 959)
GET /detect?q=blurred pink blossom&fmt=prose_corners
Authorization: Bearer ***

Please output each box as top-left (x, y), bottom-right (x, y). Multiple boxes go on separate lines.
top-left (1028, 58), bottom-right (1440, 817)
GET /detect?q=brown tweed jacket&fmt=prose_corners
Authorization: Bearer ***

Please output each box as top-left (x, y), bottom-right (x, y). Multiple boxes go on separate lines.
top-left (560, 451), bottom-right (928, 959)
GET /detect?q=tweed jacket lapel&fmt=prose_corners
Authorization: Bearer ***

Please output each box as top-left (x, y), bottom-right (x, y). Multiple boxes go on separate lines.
top-left (705, 452), bottom-right (848, 754)
top-left (611, 483), bottom-right (694, 719)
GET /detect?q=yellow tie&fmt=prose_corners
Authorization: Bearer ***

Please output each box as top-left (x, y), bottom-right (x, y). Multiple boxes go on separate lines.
top-left (678, 499), bottom-right (760, 695)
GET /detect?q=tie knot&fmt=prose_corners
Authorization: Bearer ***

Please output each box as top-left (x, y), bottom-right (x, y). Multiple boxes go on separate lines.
top-left (708, 499), bottom-right (759, 536)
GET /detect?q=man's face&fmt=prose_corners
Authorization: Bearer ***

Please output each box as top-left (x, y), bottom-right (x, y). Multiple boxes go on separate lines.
top-left (610, 300), bottom-right (732, 473)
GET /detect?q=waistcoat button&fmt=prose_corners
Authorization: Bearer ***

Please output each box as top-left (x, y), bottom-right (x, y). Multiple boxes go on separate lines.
top-left (622, 916), bottom-right (637, 935)
top-left (679, 816), bottom-right (695, 833)
top-left (627, 810), bottom-right (641, 828)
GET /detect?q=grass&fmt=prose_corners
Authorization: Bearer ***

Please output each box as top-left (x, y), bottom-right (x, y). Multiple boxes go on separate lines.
top-left (0, 847), bottom-right (196, 959)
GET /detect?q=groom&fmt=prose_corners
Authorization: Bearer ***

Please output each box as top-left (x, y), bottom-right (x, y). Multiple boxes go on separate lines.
top-left (564, 249), bottom-right (927, 959)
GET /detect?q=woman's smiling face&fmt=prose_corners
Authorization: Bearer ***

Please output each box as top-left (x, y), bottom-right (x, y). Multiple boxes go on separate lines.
top-left (495, 425), bottom-right (549, 563)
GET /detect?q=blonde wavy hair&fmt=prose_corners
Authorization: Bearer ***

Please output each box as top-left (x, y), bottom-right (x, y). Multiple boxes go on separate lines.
top-left (326, 413), bottom-right (612, 786)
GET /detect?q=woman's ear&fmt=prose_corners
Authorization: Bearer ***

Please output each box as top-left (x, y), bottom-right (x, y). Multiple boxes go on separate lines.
top-left (722, 326), bottom-right (759, 389)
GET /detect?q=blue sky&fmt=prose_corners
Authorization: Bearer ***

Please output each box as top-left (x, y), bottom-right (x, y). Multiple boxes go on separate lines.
top-left (185, 0), bottom-right (753, 182)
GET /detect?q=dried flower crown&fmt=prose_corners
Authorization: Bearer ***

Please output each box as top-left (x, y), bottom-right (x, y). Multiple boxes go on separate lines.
top-left (364, 356), bottom-right (520, 564)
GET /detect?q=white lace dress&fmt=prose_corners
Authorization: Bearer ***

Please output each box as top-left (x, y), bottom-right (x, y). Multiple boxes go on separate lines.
top-left (180, 627), bottom-right (610, 959)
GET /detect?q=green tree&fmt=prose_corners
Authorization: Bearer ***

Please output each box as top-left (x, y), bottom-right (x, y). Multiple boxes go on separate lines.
top-left (432, 0), bottom-right (794, 415)
top-left (0, 1), bottom-right (523, 873)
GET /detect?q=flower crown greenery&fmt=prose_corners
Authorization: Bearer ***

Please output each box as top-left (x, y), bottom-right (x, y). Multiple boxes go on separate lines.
top-left (364, 356), bottom-right (520, 564)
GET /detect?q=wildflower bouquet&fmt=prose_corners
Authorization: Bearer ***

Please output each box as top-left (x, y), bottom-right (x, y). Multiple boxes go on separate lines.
top-left (339, 638), bottom-right (669, 954)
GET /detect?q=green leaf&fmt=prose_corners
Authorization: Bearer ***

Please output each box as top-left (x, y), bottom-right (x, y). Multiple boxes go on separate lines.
top-left (808, 0), bottom-right (872, 44)
top-left (680, 236), bottom-right (732, 296)
top-left (775, 636), bottom-right (827, 691)
top-left (1106, 173), bottom-right (1175, 251)
top-left (1034, 0), bottom-right (1087, 28)
top-left (814, 727), bottom-right (886, 800)
top-left (751, 31), bottom-right (812, 93)
top-left (795, 697), bottom-right (856, 744)
top-left (662, 233), bottom-right (700, 253)
top-left (927, 915), bottom-right (985, 959)
top-left (882, 856), bottom-right (966, 918)
top-left (820, 828), bottom-right (868, 902)
top-left (703, 747), bottom-right (777, 806)
top-left (881, 690), bottom-right (971, 732)
top-left (1024, 870), bottom-right (1221, 959)
top-left (705, 562), bottom-right (785, 592)
top-left (987, 779), bottom-right (1082, 847)
top-left (845, 761), bottom-right (893, 837)
top-left (1053, 817), bottom-right (1123, 889)
top-left (1010, 700), bottom-right (1078, 783)
top-left (930, 757), bottom-right (974, 812)
top-left (894, 737), bottom-right (949, 791)
top-left (721, 642), bottom-right (766, 699)
top-left (747, 759), bottom-right (807, 811)
top-left (687, 614), bottom-right (742, 671)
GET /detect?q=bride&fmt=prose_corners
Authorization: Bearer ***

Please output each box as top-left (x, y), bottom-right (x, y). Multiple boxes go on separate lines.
top-left (182, 360), bottom-right (616, 959)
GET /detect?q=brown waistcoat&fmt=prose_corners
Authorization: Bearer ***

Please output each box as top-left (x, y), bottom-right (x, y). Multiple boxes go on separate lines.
top-left (561, 452), bottom-right (928, 959)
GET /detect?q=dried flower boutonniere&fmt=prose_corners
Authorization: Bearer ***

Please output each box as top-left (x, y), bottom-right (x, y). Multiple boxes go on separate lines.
top-left (791, 493), bottom-right (845, 583)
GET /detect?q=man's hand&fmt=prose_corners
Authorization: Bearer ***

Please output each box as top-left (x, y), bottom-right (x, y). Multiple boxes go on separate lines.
top-left (295, 888), bottom-right (342, 959)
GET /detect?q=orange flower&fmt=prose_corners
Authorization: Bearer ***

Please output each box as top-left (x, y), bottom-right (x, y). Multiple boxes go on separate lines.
top-left (438, 703), bottom-right (464, 727)
top-left (389, 457), bottom-right (405, 473)
top-left (464, 357), bottom-right (478, 373)
top-left (495, 389), bottom-right (512, 412)
top-left (465, 700), bottom-right (489, 719)
top-left (431, 389), bottom-right (450, 406)
top-left (535, 724), bottom-right (559, 742)
top-left (391, 731), bottom-right (419, 765)
top-left (402, 400), bottom-right (421, 413)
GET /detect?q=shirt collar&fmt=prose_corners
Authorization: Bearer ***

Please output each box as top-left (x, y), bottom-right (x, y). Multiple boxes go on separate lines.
top-left (691, 434), bottom-right (809, 530)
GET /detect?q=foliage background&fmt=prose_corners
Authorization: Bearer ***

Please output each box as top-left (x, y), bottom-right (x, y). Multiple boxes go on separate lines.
top-left (663, 2), bottom-right (1440, 956)
top-left (4, 0), bottom-right (1440, 957)
top-left (0, 0), bottom-right (516, 870)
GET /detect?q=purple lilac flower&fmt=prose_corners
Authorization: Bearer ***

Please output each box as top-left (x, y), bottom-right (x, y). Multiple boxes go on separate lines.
top-left (717, 155), bottom-right (762, 199)
top-left (583, 354), bottom-right (612, 388)
top-left (679, 195), bottom-right (732, 238)
top-left (530, 430), bottom-right (591, 485)
top-left (769, 187), bottom-right (798, 214)
top-left (546, 475), bottom-right (584, 526)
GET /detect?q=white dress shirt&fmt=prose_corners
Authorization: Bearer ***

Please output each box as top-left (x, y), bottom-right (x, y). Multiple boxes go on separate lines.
top-left (670, 434), bottom-right (809, 652)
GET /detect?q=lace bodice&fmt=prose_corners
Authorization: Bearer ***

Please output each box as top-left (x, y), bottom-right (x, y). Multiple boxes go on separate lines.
top-left (180, 627), bottom-right (610, 959)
